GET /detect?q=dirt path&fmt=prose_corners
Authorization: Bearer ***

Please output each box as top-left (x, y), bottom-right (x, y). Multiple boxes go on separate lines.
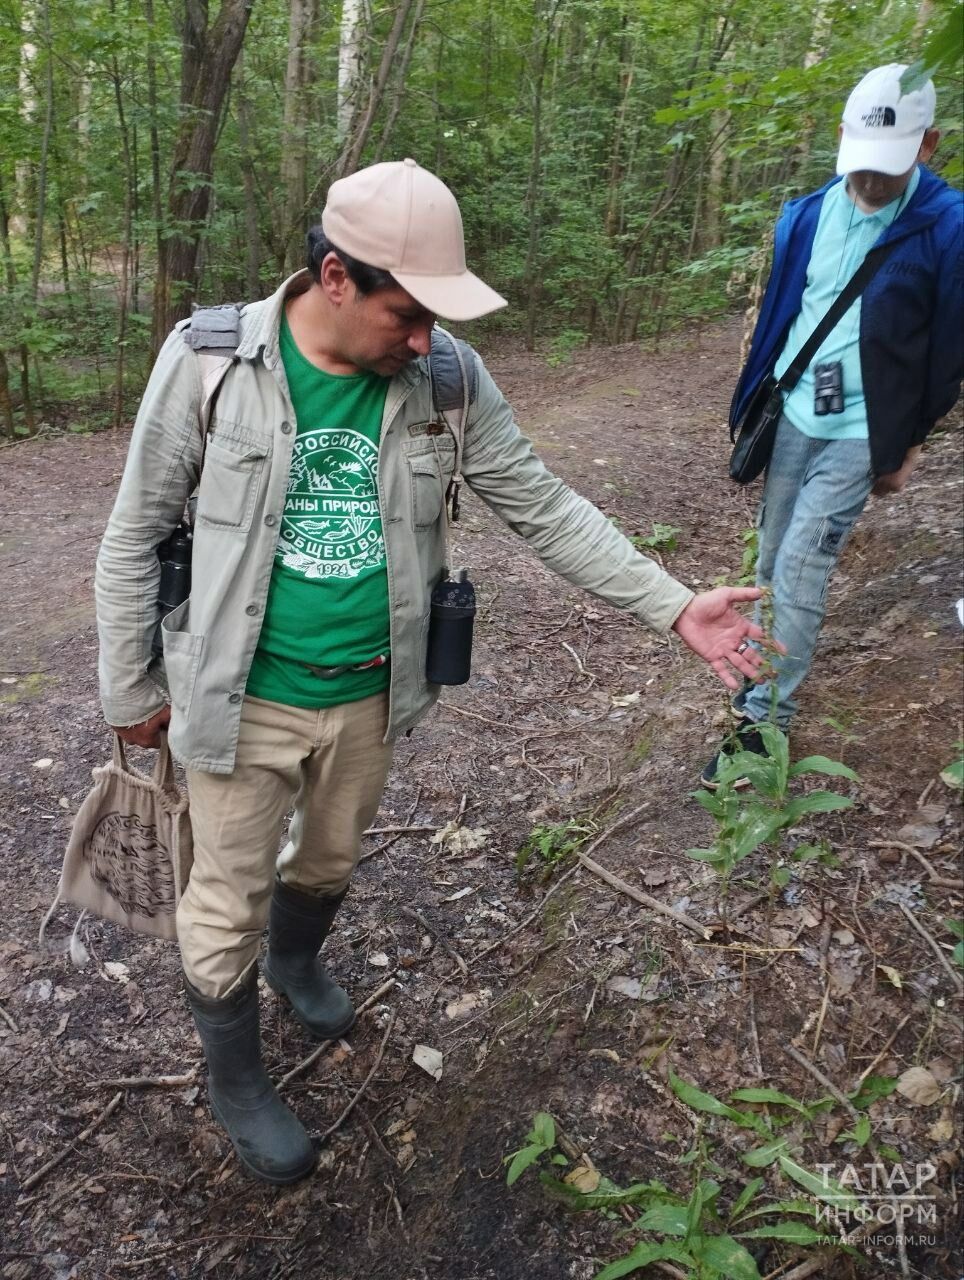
top-left (1, 321), bottom-right (961, 1280)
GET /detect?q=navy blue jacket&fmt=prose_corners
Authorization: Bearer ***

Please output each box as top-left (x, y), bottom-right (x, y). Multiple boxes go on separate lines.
top-left (731, 167), bottom-right (963, 476)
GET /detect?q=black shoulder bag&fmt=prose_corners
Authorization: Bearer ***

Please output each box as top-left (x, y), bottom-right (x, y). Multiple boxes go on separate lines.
top-left (728, 239), bottom-right (896, 484)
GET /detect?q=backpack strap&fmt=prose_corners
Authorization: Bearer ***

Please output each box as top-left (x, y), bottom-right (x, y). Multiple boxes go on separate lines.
top-left (183, 303), bottom-right (243, 433)
top-left (429, 326), bottom-right (476, 522)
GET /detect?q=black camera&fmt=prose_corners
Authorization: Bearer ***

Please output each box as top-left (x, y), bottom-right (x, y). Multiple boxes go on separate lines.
top-left (813, 361), bottom-right (844, 416)
top-left (152, 522), bottom-right (193, 655)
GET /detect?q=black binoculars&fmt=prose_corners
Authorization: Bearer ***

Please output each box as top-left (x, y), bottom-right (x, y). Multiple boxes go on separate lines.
top-left (813, 361), bottom-right (844, 416)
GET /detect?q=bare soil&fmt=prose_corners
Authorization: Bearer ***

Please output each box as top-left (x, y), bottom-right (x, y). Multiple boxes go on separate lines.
top-left (1, 319), bottom-right (962, 1280)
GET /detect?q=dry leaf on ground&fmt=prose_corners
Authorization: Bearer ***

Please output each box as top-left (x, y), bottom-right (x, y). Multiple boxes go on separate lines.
top-left (896, 1066), bottom-right (942, 1107)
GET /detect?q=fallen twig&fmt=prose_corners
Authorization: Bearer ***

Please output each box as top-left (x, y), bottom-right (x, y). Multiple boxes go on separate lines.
top-left (579, 852), bottom-right (711, 940)
top-left (437, 700), bottom-right (571, 737)
top-left (0, 1002), bottom-right (19, 1033)
top-left (855, 1012), bottom-right (912, 1086)
top-left (867, 840), bottom-right (964, 890)
top-left (89, 1072), bottom-right (197, 1090)
top-left (364, 824), bottom-right (436, 836)
top-left (279, 978), bottom-right (397, 1088)
top-left (399, 905), bottom-right (468, 975)
top-left (318, 1011), bottom-right (396, 1143)
top-left (20, 1091), bottom-right (123, 1193)
top-left (468, 803), bottom-right (652, 966)
top-left (896, 902), bottom-right (964, 994)
top-left (560, 640), bottom-right (595, 685)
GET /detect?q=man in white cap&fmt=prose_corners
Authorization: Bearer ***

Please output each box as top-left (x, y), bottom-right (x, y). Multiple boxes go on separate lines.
top-left (702, 65), bottom-right (963, 787)
top-left (97, 158), bottom-right (773, 1182)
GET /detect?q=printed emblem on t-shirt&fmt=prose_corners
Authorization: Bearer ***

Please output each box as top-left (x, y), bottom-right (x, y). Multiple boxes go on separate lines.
top-left (276, 427), bottom-right (384, 580)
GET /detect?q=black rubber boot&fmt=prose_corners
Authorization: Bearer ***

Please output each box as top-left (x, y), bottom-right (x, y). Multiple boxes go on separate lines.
top-left (184, 967), bottom-right (316, 1185)
top-left (263, 879), bottom-right (356, 1040)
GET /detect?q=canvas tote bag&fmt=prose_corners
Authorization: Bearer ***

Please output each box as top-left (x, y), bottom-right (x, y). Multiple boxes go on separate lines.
top-left (42, 732), bottom-right (193, 943)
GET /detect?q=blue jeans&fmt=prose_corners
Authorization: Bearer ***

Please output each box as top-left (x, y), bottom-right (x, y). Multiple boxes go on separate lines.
top-left (739, 415), bottom-right (874, 729)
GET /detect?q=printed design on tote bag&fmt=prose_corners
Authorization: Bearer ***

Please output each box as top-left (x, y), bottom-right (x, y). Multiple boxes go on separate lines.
top-left (83, 811), bottom-right (177, 918)
top-left (276, 428), bottom-right (385, 580)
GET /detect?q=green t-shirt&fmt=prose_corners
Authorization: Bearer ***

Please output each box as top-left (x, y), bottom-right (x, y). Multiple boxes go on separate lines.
top-left (245, 314), bottom-right (392, 708)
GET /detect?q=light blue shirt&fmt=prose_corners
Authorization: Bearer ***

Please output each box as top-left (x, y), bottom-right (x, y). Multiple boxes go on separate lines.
top-left (776, 167), bottom-right (920, 440)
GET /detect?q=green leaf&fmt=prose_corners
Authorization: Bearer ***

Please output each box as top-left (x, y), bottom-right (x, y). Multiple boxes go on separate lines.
top-left (736, 1198), bottom-right (822, 1223)
top-left (783, 791), bottom-right (853, 821)
top-left (849, 1074), bottom-right (898, 1110)
top-left (738, 1221), bottom-right (828, 1245)
top-left (789, 755), bottom-right (858, 782)
top-left (539, 1174), bottom-right (671, 1211)
top-left (691, 1232), bottom-right (763, 1280)
top-left (669, 1072), bottom-right (768, 1133)
top-left (836, 1113), bottom-right (871, 1148)
top-left (595, 1242), bottom-right (694, 1280)
top-left (532, 1111), bottom-right (556, 1148)
top-left (729, 805), bottom-right (791, 863)
top-left (757, 721), bottom-right (789, 790)
top-left (728, 1177), bottom-right (764, 1223)
top-left (778, 1155), bottom-right (859, 1212)
top-left (636, 1202), bottom-right (689, 1236)
top-left (686, 846), bottom-right (727, 864)
top-left (730, 1087), bottom-right (810, 1116)
top-left (944, 918), bottom-right (964, 941)
top-left (742, 1138), bottom-right (789, 1168)
top-left (506, 1143), bottom-right (545, 1186)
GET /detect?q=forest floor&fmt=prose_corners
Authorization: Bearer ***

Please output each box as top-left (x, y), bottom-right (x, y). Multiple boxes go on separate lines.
top-left (1, 318), bottom-right (962, 1280)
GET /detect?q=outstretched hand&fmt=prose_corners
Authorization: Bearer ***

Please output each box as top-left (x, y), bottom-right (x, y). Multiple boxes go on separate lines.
top-left (671, 587), bottom-right (781, 690)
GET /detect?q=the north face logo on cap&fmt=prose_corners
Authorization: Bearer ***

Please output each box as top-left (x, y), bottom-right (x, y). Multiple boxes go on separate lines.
top-left (861, 106), bottom-right (897, 128)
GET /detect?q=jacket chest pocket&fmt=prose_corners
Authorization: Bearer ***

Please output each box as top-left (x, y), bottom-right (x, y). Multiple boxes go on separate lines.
top-left (196, 430), bottom-right (272, 532)
top-left (407, 437), bottom-right (456, 530)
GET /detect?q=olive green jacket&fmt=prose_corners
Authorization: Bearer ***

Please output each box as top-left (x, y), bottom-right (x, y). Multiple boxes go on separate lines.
top-left (95, 272), bottom-right (694, 773)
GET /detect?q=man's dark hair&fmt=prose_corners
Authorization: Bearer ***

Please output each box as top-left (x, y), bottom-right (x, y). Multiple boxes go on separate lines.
top-left (306, 227), bottom-right (396, 294)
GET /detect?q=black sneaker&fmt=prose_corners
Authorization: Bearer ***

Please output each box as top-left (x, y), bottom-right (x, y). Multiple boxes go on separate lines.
top-left (700, 716), bottom-right (768, 790)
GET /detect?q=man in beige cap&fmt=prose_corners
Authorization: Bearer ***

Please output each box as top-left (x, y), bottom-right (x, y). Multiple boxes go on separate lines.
top-left (96, 158), bottom-right (771, 1183)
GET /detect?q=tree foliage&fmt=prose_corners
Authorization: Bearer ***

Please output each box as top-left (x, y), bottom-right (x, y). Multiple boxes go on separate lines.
top-left (0, 0), bottom-right (960, 433)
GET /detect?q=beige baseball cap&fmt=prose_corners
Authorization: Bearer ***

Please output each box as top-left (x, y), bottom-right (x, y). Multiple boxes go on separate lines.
top-left (322, 158), bottom-right (507, 321)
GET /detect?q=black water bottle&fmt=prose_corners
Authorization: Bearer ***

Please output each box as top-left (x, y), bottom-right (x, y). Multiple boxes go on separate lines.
top-left (152, 522), bottom-right (193, 655)
top-left (426, 569), bottom-right (475, 685)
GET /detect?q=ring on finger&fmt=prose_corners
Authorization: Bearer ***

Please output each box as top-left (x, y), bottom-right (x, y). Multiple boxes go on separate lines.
top-left (736, 639), bottom-right (750, 654)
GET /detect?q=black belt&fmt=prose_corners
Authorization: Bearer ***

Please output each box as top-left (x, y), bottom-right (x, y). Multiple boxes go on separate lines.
top-left (302, 654), bottom-right (388, 680)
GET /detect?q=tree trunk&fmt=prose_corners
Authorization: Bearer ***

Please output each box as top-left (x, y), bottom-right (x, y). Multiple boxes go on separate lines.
top-left (338, 1), bottom-right (415, 178)
top-left (109, 10), bottom-right (134, 432)
top-left (281, 0), bottom-right (317, 273)
top-left (152, 0), bottom-right (253, 343)
top-left (372, 0), bottom-right (425, 163)
top-left (337, 0), bottom-right (365, 145)
top-left (236, 51), bottom-right (263, 297)
top-left (523, 0), bottom-right (563, 352)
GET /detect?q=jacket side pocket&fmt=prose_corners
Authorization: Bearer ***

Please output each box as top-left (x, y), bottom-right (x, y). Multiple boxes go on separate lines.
top-left (160, 600), bottom-right (204, 719)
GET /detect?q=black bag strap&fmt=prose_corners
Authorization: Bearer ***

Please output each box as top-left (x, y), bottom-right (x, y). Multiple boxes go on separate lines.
top-left (775, 238), bottom-right (898, 394)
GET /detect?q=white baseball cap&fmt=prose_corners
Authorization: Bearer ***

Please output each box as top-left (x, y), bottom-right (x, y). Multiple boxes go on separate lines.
top-left (836, 64), bottom-right (936, 177)
top-left (322, 158), bottom-right (507, 321)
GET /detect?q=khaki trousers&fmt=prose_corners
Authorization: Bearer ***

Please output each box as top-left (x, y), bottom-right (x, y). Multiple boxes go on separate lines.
top-left (177, 692), bottom-right (394, 998)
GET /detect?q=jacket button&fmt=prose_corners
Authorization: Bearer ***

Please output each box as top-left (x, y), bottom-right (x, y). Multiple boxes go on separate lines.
top-left (228, 692), bottom-right (242, 704)
top-left (265, 514), bottom-right (277, 527)
top-left (280, 421), bottom-right (292, 434)
top-left (245, 604), bottom-right (258, 616)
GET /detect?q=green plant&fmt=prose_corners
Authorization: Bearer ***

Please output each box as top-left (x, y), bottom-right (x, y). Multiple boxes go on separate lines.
top-left (504, 1112), bottom-right (566, 1185)
top-left (633, 522), bottom-right (682, 554)
top-left (546, 328), bottom-right (588, 367)
top-left (940, 741), bottom-right (964, 789)
top-left (516, 819), bottom-right (592, 875)
top-left (505, 1082), bottom-right (858, 1280)
top-left (688, 722), bottom-right (857, 911)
